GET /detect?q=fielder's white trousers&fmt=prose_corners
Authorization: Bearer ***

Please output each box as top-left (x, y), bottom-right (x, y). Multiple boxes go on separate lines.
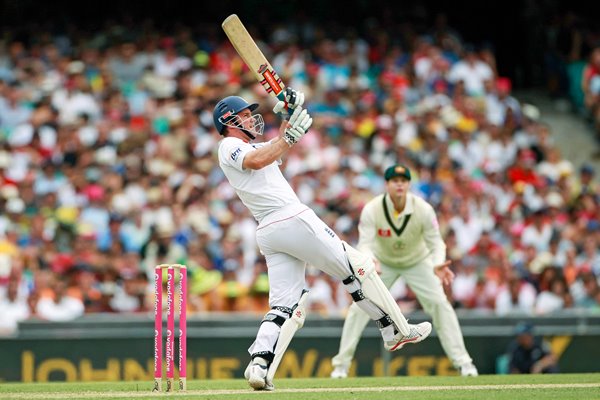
top-left (331, 259), bottom-right (473, 370)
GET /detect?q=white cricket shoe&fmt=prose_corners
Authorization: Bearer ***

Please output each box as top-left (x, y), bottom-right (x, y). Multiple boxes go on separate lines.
top-left (244, 357), bottom-right (274, 390)
top-left (460, 362), bottom-right (479, 377)
top-left (384, 322), bottom-right (432, 351)
top-left (330, 366), bottom-right (349, 379)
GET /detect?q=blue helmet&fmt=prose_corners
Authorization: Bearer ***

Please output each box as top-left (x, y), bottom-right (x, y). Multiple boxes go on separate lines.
top-left (213, 96), bottom-right (259, 134)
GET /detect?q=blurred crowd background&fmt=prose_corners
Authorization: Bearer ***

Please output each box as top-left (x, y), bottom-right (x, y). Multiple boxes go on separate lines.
top-left (1, 1), bottom-right (600, 336)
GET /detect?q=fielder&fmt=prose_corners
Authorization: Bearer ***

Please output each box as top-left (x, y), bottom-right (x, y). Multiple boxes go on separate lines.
top-left (213, 89), bottom-right (432, 391)
top-left (331, 164), bottom-right (479, 377)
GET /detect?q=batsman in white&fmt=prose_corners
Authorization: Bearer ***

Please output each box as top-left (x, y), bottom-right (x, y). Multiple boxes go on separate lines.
top-left (213, 89), bottom-right (432, 391)
top-left (330, 164), bottom-right (479, 378)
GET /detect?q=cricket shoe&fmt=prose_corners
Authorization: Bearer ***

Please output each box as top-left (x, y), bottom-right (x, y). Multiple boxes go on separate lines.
top-left (330, 365), bottom-right (348, 379)
top-left (384, 322), bottom-right (432, 351)
top-left (244, 357), bottom-right (274, 391)
top-left (460, 362), bottom-right (479, 376)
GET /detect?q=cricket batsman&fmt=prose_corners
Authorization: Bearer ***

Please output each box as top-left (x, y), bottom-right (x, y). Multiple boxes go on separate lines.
top-left (213, 89), bottom-right (432, 390)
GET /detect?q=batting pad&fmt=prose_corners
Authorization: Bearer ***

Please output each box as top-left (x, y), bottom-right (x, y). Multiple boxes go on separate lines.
top-left (266, 290), bottom-right (309, 384)
top-left (342, 241), bottom-right (410, 336)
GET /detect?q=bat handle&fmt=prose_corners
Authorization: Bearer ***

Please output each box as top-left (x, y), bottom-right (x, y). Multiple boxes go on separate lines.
top-left (274, 91), bottom-right (293, 118)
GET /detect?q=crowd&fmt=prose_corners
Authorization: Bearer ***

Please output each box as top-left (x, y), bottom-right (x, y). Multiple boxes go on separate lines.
top-left (583, 47), bottom-right (600, 154)
top-left (0, 14), bottom-right (599, 336)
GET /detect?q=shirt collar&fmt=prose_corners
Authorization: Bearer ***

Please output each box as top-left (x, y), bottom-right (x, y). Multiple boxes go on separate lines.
top-left (385, 192), bottom-right (414, 218)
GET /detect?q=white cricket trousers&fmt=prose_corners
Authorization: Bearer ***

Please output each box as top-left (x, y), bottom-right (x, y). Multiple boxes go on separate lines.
top-left (256, 204), bottom-right (353, 308)
top-left (250, 204), bottom-right (356, 356)
top-left (332, 260), bottom-right (473, 370)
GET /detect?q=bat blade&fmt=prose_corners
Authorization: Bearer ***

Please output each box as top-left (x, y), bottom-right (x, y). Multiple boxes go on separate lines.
top-left (222, 14), bottom-right (286, 101)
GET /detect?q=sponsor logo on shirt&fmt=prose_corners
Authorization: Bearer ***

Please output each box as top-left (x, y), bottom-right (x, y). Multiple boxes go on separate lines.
top-left (231, 147), bottom-right (242, 161)
top-left (378, 228), bottom-right (392, 237)
top-left (324, 227), bottom-right (335, 238)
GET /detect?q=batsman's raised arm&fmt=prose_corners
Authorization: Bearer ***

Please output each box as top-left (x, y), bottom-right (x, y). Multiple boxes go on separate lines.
top-left (213, 90), bottom-right (312, 170)
top-left (242, 136), bottom-right (290, 170)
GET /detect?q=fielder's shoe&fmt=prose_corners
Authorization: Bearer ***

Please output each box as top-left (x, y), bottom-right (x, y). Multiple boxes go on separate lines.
top-left (244, 357), bottom-right (274, 390)
top-left (330, 366), bottom-right (349, 379)
top-left (384, 322), bottom-right (432, 351)
top-left (460, 362), bottom-right (479, 377)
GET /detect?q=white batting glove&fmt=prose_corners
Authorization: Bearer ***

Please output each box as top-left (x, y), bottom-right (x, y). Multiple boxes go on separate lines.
top-left (282, 106), bottom-right (312, 146)
top-left (272, 87), bottom-right (305, 116)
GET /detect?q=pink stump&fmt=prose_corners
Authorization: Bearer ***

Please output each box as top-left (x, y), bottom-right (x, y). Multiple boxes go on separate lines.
top-left (178, 265), bottom-right (187, 391)
top-left (166, 265), bottom-right (175, 392)
top-left (152, 265), bottom-right (163, 392)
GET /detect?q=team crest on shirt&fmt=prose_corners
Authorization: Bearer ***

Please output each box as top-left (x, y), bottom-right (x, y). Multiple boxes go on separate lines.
top-left (393, 241), bottom-right (405, 250)
top-left (231, 147), bottom-right (242, 161)
top-left (378, 228), bottom-right (392, 237)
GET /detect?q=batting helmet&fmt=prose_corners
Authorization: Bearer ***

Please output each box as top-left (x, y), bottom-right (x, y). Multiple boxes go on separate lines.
top-left (213, 96), bottom-right (259, 134)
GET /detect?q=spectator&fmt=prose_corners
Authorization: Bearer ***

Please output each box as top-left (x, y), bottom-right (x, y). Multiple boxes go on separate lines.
top-left (467, 229), bottom-right (504, 272)
top-left (448, 203), bottom-right (483, 257)
top-left (73, 266), bottom-right (104, 313)
top-left (495, 275), bottom-right (537, 316)
top-left (35, 278), bottom-right (84, 321)
top-left (521, 208), bottom-right (553, 253)
top-left (247, 258), bottom-right (270, 313)
top-left (507, 322), bottom-right (560, 374)
top-left (507, 149), bottom-right (544, 188)
top-left (0, 83), bottom-right (32, 134)
top-left (0, 277), bottom-right (30, 335)
top-left (447, 44), bottom-right (494, 97)
top-left (153, 39), bottom-right (192, 80)
top-left (581, 47), bottom-right (600, 153)
top-left (305, 266), bottom-right (340, 316)
top-left (535, 276), bottom-right (573, 315)
top-left (108, 41), bottom-right (149, 90)
top-left (575, 236), bottom-right (600, 276)
top-left (109, 271), bottom-right (149, 313)
top-left (485, 77), bottom-right (521, 126)
top-left (570, 163), bottom-right (598, 203)
top-left (97, 213), bottom-right (126, 252)
top-left (571, 271), bottom-right (600, 308)
top-left (450, 258), bottom-right (478, 308)
top-left (215, 260), bottom-right (248, 312)
top-left (536, 147), bottom-right (573, 184)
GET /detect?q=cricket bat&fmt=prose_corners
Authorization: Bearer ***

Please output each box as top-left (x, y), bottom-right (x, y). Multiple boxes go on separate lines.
top-left (222, 14), bottom-right (289, 111)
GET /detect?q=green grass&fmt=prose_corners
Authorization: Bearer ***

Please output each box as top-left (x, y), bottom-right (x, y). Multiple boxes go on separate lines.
top-left (0, 374), bottom-right (599, 400)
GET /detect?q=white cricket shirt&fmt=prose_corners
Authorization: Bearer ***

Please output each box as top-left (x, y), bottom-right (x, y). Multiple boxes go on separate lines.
top-left (357, 192), bottom-right (446, 268)
top-left (218, 137), bottom-right (302, 223)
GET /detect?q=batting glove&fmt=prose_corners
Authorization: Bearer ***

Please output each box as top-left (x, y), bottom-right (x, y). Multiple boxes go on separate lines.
top-left (283, 106), bottom-right (312, 146)
top-left (273, 87), bottom-right (305, 116)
